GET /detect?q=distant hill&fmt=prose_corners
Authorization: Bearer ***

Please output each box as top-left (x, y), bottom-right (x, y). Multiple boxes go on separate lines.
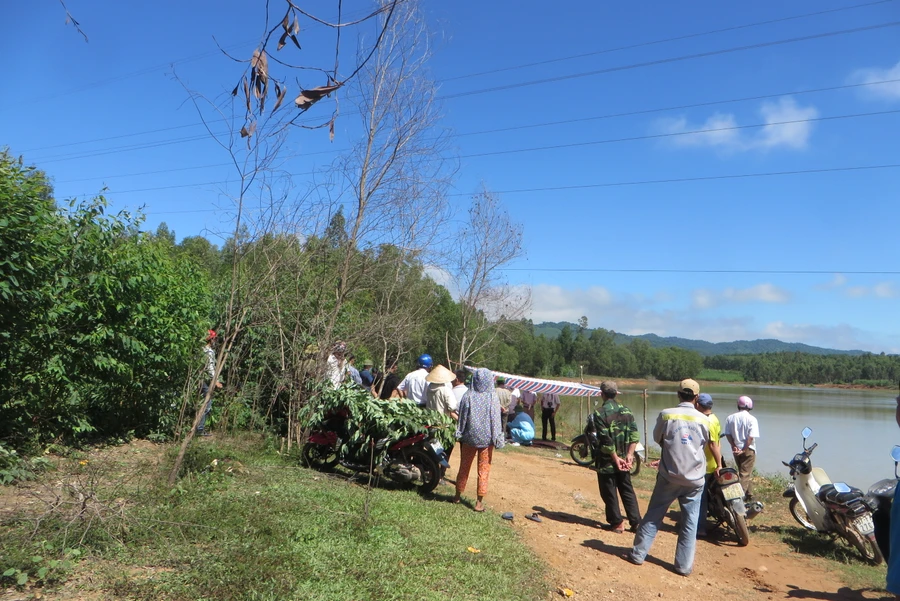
top-left (532, 321), bottom-right (866, 357)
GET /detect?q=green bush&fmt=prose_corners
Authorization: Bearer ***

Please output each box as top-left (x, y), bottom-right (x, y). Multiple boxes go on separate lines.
top-left (0, 150), bottom-right (211, 449)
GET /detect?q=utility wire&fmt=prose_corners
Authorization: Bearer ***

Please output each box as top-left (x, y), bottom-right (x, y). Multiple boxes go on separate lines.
top-left (45, 76), bottom-right (900, 178)
top-left (67, 106), bottom-right (900, 195)
top-left (128, 162), bottom-right (900, 215)
top-left (20, 10), bottom-right (899, 156)
top-left (441, 0), bottom-right (897, 82)
top-left (442, 20), bottom-right (900, 101)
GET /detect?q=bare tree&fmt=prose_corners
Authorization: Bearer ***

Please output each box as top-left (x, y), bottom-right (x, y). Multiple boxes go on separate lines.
top-left (168, 0), bottom-right (406, 484)
top-left (313, 0), bottom-right (454, 368)
top-left (450, 189), bottom-right (530, 367)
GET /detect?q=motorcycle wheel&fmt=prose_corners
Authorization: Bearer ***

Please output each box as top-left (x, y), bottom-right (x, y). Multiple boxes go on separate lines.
top-left (630, 454), bottom-right (642, 476)
top-left (569, 436), bottom-right (593, 466)
top-left (789, 497), bottom-right (816, 531)
top-left (404, 447), bottom-right (441, 494)
top-left (845, 523), bottom-right (884, 566)
top-left (729, 503), bottom-right (751, 547)
top-left (301, 442), bottom-right (339, 470)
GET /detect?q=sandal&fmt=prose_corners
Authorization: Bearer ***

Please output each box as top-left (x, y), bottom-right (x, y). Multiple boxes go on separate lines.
top-left (525, 513), bottom-right (542, 523)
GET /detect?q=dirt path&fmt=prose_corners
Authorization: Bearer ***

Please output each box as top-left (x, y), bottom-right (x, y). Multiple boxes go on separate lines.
top-left (448, 447), bottom-right (892, 601)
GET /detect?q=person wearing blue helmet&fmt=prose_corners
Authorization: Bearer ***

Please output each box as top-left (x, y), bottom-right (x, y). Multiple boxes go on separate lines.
top-left (398, 353), bottom-right (433, 407)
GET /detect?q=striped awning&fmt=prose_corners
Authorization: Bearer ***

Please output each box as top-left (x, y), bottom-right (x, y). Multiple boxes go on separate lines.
top-left (467, 367), bottom-right (605, 397)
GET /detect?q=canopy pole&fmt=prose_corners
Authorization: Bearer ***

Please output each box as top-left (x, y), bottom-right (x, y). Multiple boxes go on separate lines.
top-left (642, 389), bottom-right (649, 456)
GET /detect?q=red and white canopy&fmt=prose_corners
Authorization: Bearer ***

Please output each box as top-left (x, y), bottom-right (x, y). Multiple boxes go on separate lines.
top-left (469, 367), bottom-right (605, 397)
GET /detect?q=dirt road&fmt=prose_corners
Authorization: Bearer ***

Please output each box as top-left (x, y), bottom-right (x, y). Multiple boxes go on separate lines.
top-left (448, 447), bottom-right (892, 601)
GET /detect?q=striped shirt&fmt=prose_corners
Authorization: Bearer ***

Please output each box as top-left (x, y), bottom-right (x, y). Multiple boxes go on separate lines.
top-left (653, 402), bottom-right (710, 487)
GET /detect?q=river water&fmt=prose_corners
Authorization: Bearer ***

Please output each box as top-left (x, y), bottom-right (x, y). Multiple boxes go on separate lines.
top-left (554, 383), bottom-right (899, 490)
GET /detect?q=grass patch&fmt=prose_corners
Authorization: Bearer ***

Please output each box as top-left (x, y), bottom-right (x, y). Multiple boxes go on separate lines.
top-left (697, 368), bottom-right (744, 382)
top-left (1, 434), bottom-right (545, 601)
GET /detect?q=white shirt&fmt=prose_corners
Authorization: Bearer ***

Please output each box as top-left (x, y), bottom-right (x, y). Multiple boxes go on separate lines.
top-left (398, 368), bottom-right (429, 406)
top-left (452, 384), bottom-right (468, 403)
top-left (541, 392), bottom-right (560, 410)
top-left (724, 410), bottom-right (760, 452)
top-left (426, 382), bottom-right (458, 417)
top-left (325, 354), bottom-right (345, 389)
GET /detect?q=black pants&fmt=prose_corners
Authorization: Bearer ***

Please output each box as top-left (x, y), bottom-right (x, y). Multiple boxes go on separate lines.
top-left (541, 409), bottom-right (556, 441)
top-left (597, 469), bottom-right (642, 528)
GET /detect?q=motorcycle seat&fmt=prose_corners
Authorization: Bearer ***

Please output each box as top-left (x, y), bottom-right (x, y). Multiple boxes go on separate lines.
top-left (817, 483), bottom-right (864, 506)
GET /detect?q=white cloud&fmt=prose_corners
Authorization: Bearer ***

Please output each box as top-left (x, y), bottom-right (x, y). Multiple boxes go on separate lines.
top-left (816, 273), bottom-right (847, 290)
top-left (761, 321), bottom-right (883, 352)
top-left (691, 283), bottom-right (790, 309)
top-left (844, 281), bottom-right (900, 299)
top-left (851, 60), bottom-right (900, 101)
top-left (658, 97), bottom-right (818, 152)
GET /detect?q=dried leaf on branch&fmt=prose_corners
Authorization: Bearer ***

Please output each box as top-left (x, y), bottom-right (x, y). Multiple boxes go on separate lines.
top-left (295, 83), bottom-right (342, 111)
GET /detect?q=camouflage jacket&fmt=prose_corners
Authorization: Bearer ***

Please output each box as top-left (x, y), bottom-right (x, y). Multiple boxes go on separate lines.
top-left (584, 399), bottom-right (639, 474)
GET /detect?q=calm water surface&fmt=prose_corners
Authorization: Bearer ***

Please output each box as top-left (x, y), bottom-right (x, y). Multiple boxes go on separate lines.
top-left (555, 383), bottom-right (899, 490)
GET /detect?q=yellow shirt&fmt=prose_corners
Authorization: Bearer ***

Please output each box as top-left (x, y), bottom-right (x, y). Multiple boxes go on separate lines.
top-left (704, 413), bottom-right (721, 474)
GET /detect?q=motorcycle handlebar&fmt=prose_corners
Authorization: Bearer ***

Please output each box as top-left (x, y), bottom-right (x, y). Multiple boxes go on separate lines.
top-left (807, 442), bottom-right (818, 454)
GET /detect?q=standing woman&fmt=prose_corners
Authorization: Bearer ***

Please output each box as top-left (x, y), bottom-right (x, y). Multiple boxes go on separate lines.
top-left (454, 368), bottom-right (505, 512)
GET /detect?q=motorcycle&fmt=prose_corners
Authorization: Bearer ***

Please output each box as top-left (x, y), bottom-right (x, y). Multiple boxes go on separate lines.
top-left (302, 408), bottom-right (449, 495)
top-left (782, 427), bottom-right (883, 565)
top-left (705, 465), bottom-right (763, 546)
top-left (867, 445), bottom-right (900, 561)
top-left (568, 433), bottom-right (644, 474)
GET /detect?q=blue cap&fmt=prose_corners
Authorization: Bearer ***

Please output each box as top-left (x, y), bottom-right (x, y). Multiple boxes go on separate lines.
top-left (697, 393), bottom-right (713, 409)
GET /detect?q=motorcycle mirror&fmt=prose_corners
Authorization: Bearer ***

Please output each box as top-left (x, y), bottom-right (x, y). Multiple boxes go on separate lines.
top-left (801, 427), bottom-right (812, 449)
top-left (833, 482), bottom-right (852, 493)
top-left (892, 445), bottom-right (900, 478)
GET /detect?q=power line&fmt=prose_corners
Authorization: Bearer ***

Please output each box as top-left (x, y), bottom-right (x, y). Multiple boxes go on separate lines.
top-left (21, 10), bottom-right (899, 157)
top-left (441, 0), bottom-right (897, 83)
top-left (458, 108), bottom-right (900, 160)
top-left (444, 163), bottom-right (900, 197)
top-left (51, 77), bottom-right (900, 184)
top-left (442, 20), bottom-right (900, 101)
top-left (70, 105), bottom-right (900, 195)
top-left (131, 162), bottom-right (900, 215)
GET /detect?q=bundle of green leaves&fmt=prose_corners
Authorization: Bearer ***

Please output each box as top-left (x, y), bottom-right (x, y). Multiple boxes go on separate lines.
top-left (302, 383), bottom-right (455, 460)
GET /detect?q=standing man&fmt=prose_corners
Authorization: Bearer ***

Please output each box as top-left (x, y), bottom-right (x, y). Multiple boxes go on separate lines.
top-left (585, 381), bottom-right (642, 533)
top-left (346, 353), bottom-right (363, 387)
top-left (696, 393), bottom-right (723, 537)
top-left (540, 391), bottom-right (560, 441)
top-left (520, 389), bottom-right (537, 420)
top-left (325, 341), bottom-right (347, 389)
top-left (626, 379), bottom-right (719, 577)
top-left (724, 395), bottom-right (760, 501)
top-left (359, 361), bottom-right (375, 392)
top-left (496, 377), bottom-right (513, 438)
top-left (885, 391), bottom-right (900, 596)
top-left (451, 369), bottom-right (469, 404)
top-left (398, 353), bottom-right (432, 407)
top-left (197, 330), bottom-right (223, 437)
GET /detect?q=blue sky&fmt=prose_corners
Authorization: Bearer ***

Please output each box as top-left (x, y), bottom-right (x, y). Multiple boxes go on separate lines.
top-left (3, 1), bottom-right (900, 352)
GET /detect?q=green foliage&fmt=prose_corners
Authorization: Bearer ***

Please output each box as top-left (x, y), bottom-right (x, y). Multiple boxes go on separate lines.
top-left (1, 546), bottom-right (81, 588)
top-left (0, 443), bottom-right (51, 484)
top-left (706, 352), bottom-right (900, 385)
top-left (302, 383), bottom-right (456, 455)
top-left (697, 368), bottom-right (745, 382)
top-left (0, 150), bottom-right (211, 449)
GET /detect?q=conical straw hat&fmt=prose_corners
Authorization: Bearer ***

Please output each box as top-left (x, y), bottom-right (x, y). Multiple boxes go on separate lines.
top-left (425, 364), bottom-right (455, 384)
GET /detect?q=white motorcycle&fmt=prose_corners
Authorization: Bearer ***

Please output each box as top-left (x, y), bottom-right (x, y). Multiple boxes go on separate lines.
top-left (782, 427), bottom-right (883, 565)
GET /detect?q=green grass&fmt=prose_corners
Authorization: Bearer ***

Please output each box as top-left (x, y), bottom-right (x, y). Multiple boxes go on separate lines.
top-left (697, 368), bottom-right (745, 382)
top-left (1, 435), bottom-right (546, 601)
